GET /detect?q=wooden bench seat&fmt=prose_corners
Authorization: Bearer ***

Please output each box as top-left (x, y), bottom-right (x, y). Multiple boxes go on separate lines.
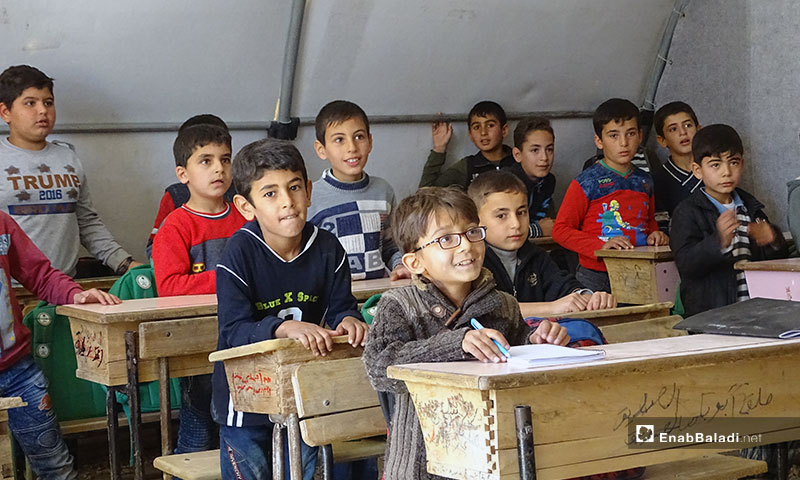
top-left (153, 450), bottom-right (221, 480)
top-left (642, 453), bottom-right (767, 479)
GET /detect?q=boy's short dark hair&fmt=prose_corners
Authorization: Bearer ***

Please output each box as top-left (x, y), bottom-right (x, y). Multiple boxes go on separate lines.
top-left (233, 138), bottom-right (308, 200)
top-left (0, 65), bottom-right (54, 108)
top-left (592, 98), bottom-right (640, 136)
top-left (315, 100), bottom-right (370, 144)
top-left (691, 124), bottom-right (744, 165)
top-left (393, 187), bottom-right (479, 254)
top-left (513, 117), bottom-right (554, 149)
top-left (179, 114), bottom-right (229, 133)
top-left (467, 171), bottom-right (527, 210)
top-left (173, 125), bottom-right (232, 167)
top-left (653, 101), bottom-right (698, 137)
top-left (468, 101), bottom-right (507, 126)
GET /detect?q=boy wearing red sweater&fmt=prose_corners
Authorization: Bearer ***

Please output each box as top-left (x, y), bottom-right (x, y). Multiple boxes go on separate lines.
top-left (553, 99), bottom-right (668, 292)
top-left (0, 211), bottom-right (117, 479)
top-left (152, 123), bottom-right (245, 455)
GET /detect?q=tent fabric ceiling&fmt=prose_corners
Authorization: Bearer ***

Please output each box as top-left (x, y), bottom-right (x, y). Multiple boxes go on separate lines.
top-left (1, 0), bottom-right (674, 125)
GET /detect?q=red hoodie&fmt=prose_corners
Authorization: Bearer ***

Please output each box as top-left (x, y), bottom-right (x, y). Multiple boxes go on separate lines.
top-left (0, 212), bottom-right (82, 370)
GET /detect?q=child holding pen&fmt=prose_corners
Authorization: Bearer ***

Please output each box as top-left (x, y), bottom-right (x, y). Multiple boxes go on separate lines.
top-left (362, 187), bottom-right (568, 479)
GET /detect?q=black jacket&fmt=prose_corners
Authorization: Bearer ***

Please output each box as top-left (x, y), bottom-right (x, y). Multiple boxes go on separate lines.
top-left (484, 240), bottom-right (584, 302)
top-left (670, 188), bottom-right (788, 317)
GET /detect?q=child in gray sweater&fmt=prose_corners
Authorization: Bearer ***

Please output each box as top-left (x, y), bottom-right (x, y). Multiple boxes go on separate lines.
top-left (363, 186), bottom-right (569, 480)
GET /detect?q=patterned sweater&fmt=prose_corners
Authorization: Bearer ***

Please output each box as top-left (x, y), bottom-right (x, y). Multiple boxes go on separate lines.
top-left (363, 269), bottom-right (534, 479)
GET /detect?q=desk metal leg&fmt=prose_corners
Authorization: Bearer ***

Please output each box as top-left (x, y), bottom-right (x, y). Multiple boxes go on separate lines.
top-left (320, 444), bottom-right (333, 480)
top-left (158, 358), bottom-right (173, 480)
top-left (106, 386), bottom-right (121, 480)
top-left (515, 405), bottom-right (536, 480)
top-left (125, 331), bottom-right (143, 480)
top-left (286, 413), bottom-right (302, 480)
top-left (272, 420), bottom-right (285, 480)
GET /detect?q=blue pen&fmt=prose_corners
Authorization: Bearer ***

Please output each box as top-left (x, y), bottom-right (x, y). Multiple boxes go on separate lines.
top-left (470, 318), bottom-right (512, 358)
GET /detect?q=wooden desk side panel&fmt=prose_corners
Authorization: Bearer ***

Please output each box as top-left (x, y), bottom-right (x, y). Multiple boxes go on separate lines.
top-left (405, 382), bottom-right (496, 479)
top-left (490, 351), bottom-right (800, 479)
top-left (604, 258), bottom-right (659, 305)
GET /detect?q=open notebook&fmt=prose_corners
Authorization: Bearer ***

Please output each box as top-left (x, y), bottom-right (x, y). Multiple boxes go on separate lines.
top-left (507, 344), bottom-right (605, 368)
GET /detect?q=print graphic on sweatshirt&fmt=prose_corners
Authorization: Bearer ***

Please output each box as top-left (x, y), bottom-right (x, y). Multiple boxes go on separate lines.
top-left (5, 163), bottom-right (80, 215)
top-left (596, 199), bottom-right (648, 244)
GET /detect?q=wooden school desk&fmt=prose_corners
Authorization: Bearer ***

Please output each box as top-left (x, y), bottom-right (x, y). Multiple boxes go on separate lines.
top-left (351, 277), bottom-right (411, 301)
top-left (735, 258), bottom-right (800, 302)
top-left (545, 302), bottom-right (680, 343)
top-left (594, 246), bottom-right (678, 305)
top-left (208, 337), bottom-right (365, 480)
top-left (13, 275), bottom-right (118, 315)
top-left (0, 397), bottom-right (25, 479)
top-left (57, 295), bottom-right (218, 480)
top-left (530, 236), bottom-right (558, 251)
top-left (388, 334), bottom-right (800, 480)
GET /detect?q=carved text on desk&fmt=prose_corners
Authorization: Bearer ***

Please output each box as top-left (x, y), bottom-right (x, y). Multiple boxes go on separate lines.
top-left (73, 329), bottom-right (104, 366)
top-left (615, 382), bottom-right (774, 444)
top-left (231, 371), bottom-right (273, 400)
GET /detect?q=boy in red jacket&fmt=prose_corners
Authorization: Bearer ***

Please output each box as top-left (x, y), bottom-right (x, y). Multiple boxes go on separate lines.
top-left (0, 211), bottom-right (117, 479)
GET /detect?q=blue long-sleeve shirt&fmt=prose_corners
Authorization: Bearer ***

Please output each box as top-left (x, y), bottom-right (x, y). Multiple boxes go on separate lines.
top-left (211, 220), bottom-right (362, 427)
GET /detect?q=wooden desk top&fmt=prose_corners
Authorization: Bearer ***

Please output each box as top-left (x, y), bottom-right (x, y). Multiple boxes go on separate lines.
top-left (388, 334), bottom-right (800, 391)
top-left (594, 245), bottom-right (673, 260)
top-left (13, 275), bottom-right (119, 299)
top-left (530, 236), bottom-right (558, 249)
top-left (735, 258), bottom-right (800, 272)
top-left (56, 294), bottom-right (217, 324)
top-left (208, 335), bottom-right (352, 363)
top-left (545, 301), bottom-right (672, 320)
top-left (351, 277), bottom-right (411, 300)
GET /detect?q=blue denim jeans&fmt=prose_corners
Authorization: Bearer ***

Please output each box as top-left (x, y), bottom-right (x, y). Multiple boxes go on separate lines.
top-left (176, 374), bottom-right (217, 454)
top-left (0, 356), bottom-right (75, 480)
top-left (219, 423), bottom-right (318, 480)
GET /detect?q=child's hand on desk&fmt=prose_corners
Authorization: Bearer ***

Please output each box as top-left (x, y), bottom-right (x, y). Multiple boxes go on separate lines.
top-left (529, 319), bottom-right (569, 346)
top-left (275, 321), bottom-right (337, 356)
top-left (602, 236), bottom-right (633, 250)
top-left (390, 264), bottom-right (412, 280)
top-left (716, 209), bottom-right (738, 248)
top-left (73, 288), bottom-right (121, 305)
top-left (462, 328), bottom-right (510, 363)
top-left (584, 291), bottom-right (616, 310)
top-left (538, 218), bottom-right (554, 237)
top-left (549, 292), bottom-right (590, 314)
top-left (748, 219), bottom-right (776, 246)
top-left (647, 230), bottom-right (669, 246)
top-left (335, 316), bottom-right (369, 347)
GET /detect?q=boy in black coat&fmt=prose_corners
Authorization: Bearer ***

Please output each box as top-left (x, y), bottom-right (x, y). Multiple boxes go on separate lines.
top-left (468, 171), bottom-right (615, 318)
top-left (670, 124), bottom-right (788, 317)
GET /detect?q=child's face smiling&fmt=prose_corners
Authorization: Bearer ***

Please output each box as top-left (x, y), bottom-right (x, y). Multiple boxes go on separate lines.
top-left (691, 151), bottom-right (743, 203)
top-left (0, 86), bottom-right (56, 150)
top-left (513, 130), bottom-right (555, 179)
top-left (314, 117), bottom-right (372, 182)
top-left (237, 169), bottom-right (312, 248)
top-left (479, 191), bottom-right (529, 251)
top-left (407, 212), bottom-right (485, 304)
top-left (657, 112), bottom-right (698, 158)
top-left (595, 117), bottom-right (641, 171)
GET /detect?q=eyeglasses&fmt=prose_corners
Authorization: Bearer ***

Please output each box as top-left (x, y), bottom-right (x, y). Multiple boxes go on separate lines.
top-left (413, 226), bottom-right (486, 252)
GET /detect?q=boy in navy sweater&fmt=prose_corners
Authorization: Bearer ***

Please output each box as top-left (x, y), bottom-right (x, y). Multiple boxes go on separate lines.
top-left (211, 139), bottom-right (367, 480)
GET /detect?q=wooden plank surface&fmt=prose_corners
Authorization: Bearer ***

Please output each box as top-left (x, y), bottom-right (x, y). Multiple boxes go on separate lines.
top-left (530, 236), bottom-right (558, 250)
top-left (0, 397), bottom-right (25, 411)
top-left (351, 277), bottom-right (410, 301)
top-left (389, 335), bottom-right (800, 390)
top-left (209, 335), bottom-right (353, 363)
top-left (546, 302), bottom-right (672, 326)
top-left (599, 315), bottom-right (685, 343)
top-left (153, 450), bottom-right (221, 480)
top-left (13, 275), bottom-right (118, 301)
top-left (299, 406), bottom-right (386, 446)
top-left (735, 258), bottom-right (800, 272)
top-left (139, 316), bottom-right (218, 359)
top-left (292, 358), bottom-right (378, 418)
top-left (57, 294), bottom-right (217, 324)
top-left (331, 438), bottom-right (386, 463)
top-left (643, 454), bottom-right (767, 480)
top-left (594, 246), bottom-right (673, 260)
